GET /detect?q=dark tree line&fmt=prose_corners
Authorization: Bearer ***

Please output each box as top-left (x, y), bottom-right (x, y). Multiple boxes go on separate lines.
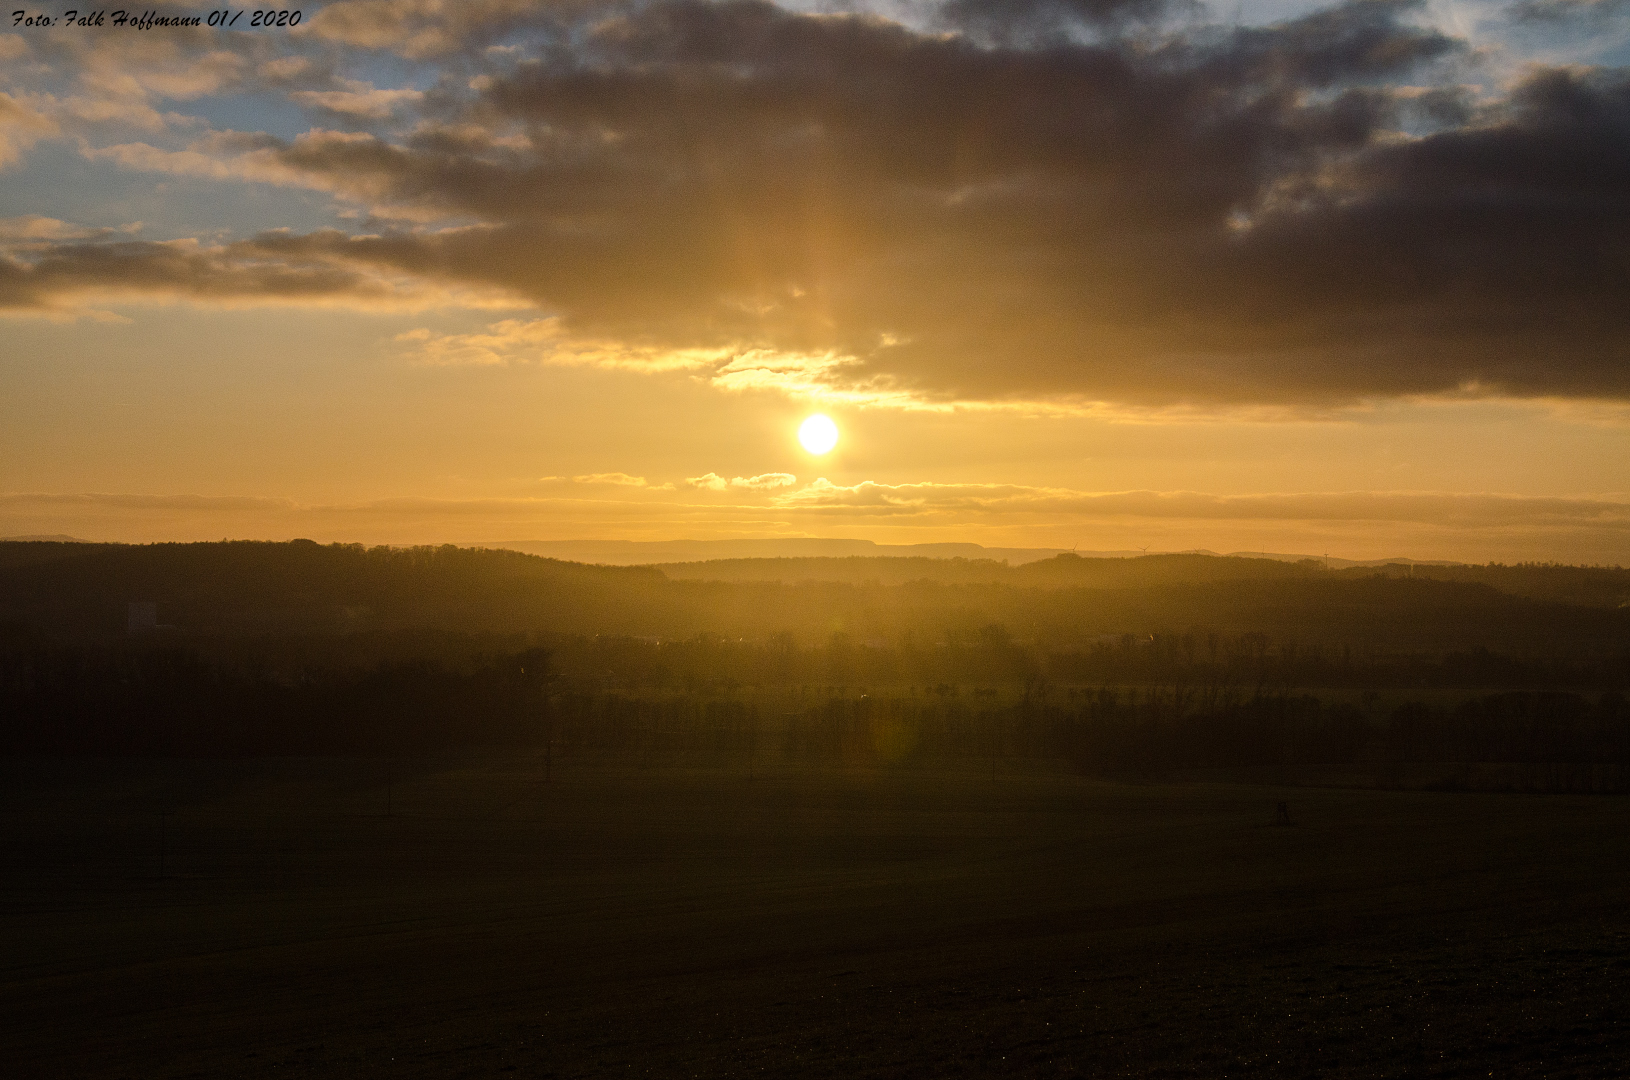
top-left (1051, 686), bottom-right (1630, 776)
top-left (544, 684), bottom-right (1630, 791)
top-left (542, 629), bottom-right (1630, 693)
top-left (0, 645), bottom-right (552, 756)
top-left (5, 641), bottom-right (1629, 794)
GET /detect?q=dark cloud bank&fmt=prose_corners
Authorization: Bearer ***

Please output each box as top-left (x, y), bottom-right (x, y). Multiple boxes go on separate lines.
top-left (6, 0), bottom-right (1630, 407)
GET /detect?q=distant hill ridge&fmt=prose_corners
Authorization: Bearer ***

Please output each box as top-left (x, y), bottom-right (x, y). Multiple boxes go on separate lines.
top-left (653, 553), bottom-right (1458, 588)
top-left (1, 535), bottom-right (1467, 569)
top-left (1, 540), bottom-right (1627, 651)
top-left (483, 537), bottom-right (1460, 569)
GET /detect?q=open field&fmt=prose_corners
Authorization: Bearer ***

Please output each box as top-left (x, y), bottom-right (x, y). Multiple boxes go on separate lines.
top-left (5, 756), bottom-right (1630, 1077)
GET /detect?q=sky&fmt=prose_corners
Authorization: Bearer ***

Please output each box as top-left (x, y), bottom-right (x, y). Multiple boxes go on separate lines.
top-left (2, 0), bottom-right (1629, 561)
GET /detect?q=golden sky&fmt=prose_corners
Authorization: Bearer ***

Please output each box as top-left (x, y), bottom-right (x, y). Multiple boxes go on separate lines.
top-left (3, 0), bottom-right (1629, 561)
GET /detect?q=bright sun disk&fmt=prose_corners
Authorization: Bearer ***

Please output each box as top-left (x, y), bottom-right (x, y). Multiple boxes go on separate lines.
top-left (798, 414), bottom-right (839, 454)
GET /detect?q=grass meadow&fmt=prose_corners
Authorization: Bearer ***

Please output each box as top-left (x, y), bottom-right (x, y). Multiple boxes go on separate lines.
top-left (5, 753), bottom-right (1629, 1077)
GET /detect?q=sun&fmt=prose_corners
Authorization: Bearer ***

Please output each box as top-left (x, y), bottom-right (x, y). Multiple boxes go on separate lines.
top-left (798, 414), bottom-right (840, 455)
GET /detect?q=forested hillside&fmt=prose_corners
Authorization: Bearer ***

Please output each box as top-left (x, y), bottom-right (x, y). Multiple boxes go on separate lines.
top-left (4, 541), bottom-right (1628, 654)
top-left (3, 541), bottom-right (1627, 763)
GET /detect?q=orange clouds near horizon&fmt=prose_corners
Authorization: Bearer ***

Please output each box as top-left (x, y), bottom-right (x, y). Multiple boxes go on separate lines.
top-left (2, 0), bottom-right (1628, 563)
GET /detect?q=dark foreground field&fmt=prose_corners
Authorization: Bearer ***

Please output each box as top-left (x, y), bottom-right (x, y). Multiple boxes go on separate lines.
top-left (4, 758), bottom-right (1630, 1078)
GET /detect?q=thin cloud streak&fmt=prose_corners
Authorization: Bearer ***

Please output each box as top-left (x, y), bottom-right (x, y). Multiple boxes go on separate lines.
top-left (7, 486), bottom-right (1628, 561)
top-left (7, 485), bottom-right (1628, 530)
top-left (773, 481), bottom-right (1630, 529)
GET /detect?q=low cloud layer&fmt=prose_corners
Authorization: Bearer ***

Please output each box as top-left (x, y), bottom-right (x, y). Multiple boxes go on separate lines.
top-left (773, 481), bottom-right (1630, 531)
top-left (686, 473), bottom-right (800, 491)
top-left (3, 0), bottom-right (1629, 409)
top-left (7, 484), bottom-right (1627, 555)
top-left (0, 227), bottom-right (525, 312)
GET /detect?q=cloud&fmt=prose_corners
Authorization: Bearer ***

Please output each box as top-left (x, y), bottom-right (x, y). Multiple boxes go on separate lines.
top-left (395, 322), bottom-right (955, 405)
top-left (0, 92), bottom-right (58, 169)
top-left (290, 79), bottom-right (426, 119)
top-left (394, 316), bottom-right (729, 369)
top-left (123, 49), bottom-right (250, 101)
top-left (80, 130), bottom-right (447, 219)
top-left (939, 0), bottom-right (1194, 41)
top-left (259, 55), bottom-right (315, 81)
top-left (573, 473), bottom-right (648, 486)
top-left (708, 350), bottom-right (935, 409)
top-left (0, 489), bottom-right (823, 547)
top-left (0, 492), bottom-right (299, 512)
top-left (770, 480), bottom-right (1630, 531)
top-left (304, 0), bottom-right (572, 59)
top-left (774, 478), bottom-right (1047, 514)
top-left (687, 473), bottom-right (800, 491)
top-left (10, 36), bottom-right (263, 137)
top-left (685, 473), bottom-right (731, 491)
top-left (1508, 0), bottom-right (1630, 21)
top-left (8, 487), bottom-right (1628, 562)
top-left (0, 232), bottom-right (524, 314)
top-left (734, 473), bottom-right (798, 490)
top-left (0, 216), bottom-right (141, 242)
top-left (12, 0), bottom-right (1630, 408)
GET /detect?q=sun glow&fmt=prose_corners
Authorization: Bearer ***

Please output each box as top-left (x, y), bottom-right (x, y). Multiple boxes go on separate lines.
top-left (798, 414), bottom-right (840, 455)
